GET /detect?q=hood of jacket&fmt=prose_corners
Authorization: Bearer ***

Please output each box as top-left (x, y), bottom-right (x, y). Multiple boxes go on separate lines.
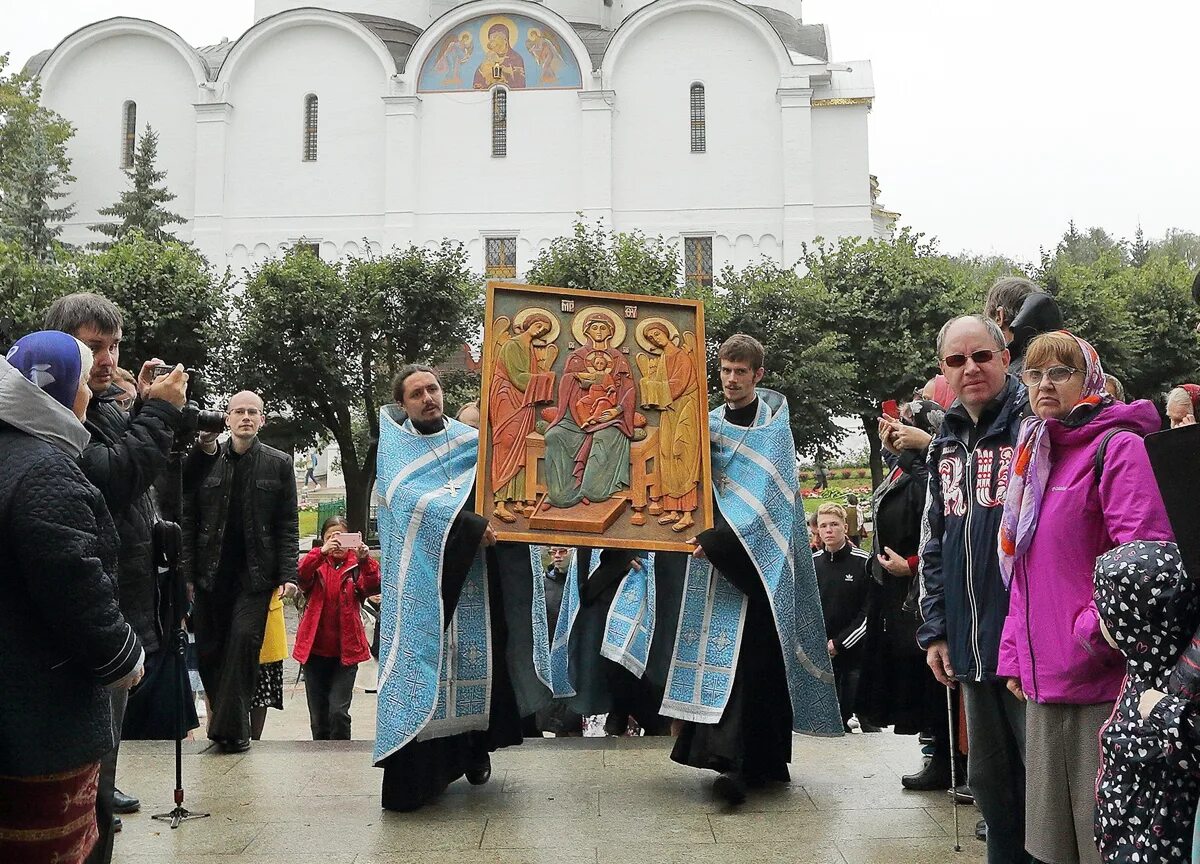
top-left (1094, 540), bottom-right (1198, 665)
top-left (1044, 398), bottom-right (1161, 449)
top-left (0, 356), bottom-right (90, 457)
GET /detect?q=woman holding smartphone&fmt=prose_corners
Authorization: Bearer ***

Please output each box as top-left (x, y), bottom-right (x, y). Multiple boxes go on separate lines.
top-left (293, 516), bottom-right (381, 740)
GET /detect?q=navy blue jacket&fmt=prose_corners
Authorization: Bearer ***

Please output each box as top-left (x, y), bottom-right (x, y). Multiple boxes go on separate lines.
top-left (916, 376), bottom-right (1026, 682)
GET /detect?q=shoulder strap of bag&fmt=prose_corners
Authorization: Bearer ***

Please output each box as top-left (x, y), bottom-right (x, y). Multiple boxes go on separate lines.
top-left (1093, 428), bottom-right (1132, 485)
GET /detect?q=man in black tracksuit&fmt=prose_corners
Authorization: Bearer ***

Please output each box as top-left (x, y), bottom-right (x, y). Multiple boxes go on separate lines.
top-left (813, 503), bottom-right (872, 731)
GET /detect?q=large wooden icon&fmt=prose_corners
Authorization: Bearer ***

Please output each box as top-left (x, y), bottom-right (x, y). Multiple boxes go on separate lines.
top-left (478, 282), bottom-right (713, 552)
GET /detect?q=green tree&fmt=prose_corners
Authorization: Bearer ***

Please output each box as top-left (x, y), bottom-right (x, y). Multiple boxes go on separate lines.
top-left (710, 261), bottom-right (856, 458)
top-left (525, 217), bottom-right (688, 297)
top-left (90, 125), bottom-right (185, 248)
top-left (231, 242), bottom-right (482, 531)
top-left (75, 230), bottom-right (231, 374)
top-left (0, 238), bottom-right (76, 347)
top-left (1115, 255), bottom-right (1200, 398)
top-left (800, 230), bottom-right (977, 485)
top-left (0, 54), bottom-right (75, 261)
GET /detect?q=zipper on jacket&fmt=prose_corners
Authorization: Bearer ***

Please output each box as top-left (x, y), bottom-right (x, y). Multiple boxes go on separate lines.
top-left (947, 436), bottom-right (985, 680)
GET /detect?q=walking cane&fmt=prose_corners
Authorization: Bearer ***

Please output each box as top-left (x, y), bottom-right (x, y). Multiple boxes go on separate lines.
top-left (946, 685), bottom-right (962, 852)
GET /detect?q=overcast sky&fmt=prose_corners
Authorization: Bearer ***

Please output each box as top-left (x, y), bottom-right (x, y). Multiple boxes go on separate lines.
top-left (7, 1), bottom-right (1198, 263)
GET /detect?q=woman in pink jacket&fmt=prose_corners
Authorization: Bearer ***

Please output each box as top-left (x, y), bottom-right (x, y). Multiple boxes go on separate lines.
top-left (997, 331), bottom-right (1173, 864)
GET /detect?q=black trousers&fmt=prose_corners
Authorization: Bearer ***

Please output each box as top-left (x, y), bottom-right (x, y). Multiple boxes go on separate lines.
top-left (84, 688), bottom-right (127, 864)
top-left (832, 652), bottom-right (864, 727)
top-left (193, 577), bottom-right (272, 742)
top-left (303, 656), bottom-right (358, 740)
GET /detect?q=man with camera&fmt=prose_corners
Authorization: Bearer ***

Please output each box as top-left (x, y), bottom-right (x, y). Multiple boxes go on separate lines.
top-left (44, 293), bottom-right (187, 864)
top-left (182, 390), bottom-right (299, 753)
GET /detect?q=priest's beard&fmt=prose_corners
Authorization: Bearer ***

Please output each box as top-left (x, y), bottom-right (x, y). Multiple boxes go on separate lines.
top-left (411, 415), bottom-right (446, 435)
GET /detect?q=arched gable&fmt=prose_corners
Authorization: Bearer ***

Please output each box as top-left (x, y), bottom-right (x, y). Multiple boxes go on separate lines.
top-left (37, 17), bottom-right (210, 89)
top-left (216, 7), bottom-right (399, 86)
top-left (407, 0), bottom-right (594, 95)
top-left (600, 0), bottom-right (794, 82)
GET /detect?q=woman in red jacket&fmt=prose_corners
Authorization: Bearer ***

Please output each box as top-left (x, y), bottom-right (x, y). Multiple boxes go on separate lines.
top-left (294, 516), bottom-right (381, 740)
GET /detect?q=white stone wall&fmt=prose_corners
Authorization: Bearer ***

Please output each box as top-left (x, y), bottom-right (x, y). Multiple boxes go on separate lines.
top-left (35, 1), bottom-right (878, 278)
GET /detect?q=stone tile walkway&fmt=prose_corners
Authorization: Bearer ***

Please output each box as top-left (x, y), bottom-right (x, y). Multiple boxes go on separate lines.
top-left (113, 733), bottom-right (985, 864)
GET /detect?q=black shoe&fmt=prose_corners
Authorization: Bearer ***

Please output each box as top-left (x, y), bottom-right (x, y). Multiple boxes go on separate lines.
top-left (952, 784), bottom-right (975, 806)
top-left (712, 771), bottom-right (747, 805)
top-left (858, 720), bottom-right (883, 733)
top-left (220, 738), bottom-right (251, 753)
top-left (113, 788), bottom-right (140, 814)
top-left (975, 819), bottom-right (987, 842)
top-left (113, 816), bottom-right (122, 833)
top-left (466, 753), bottom-right (491, 785)
top-left (604, 712), bottom-right (629, 737)
top-left (901, 757), bottom-right (951, 791)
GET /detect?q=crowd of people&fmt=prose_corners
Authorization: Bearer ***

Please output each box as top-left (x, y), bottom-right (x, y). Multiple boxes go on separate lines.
top-left (3, 277), bottom-right (1200, 864)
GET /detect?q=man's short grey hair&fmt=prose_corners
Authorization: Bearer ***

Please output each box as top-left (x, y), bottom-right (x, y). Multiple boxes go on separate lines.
top-left (936, 315), bottom-right (1007, 358)
top-left (983, 277), bottom-right (1042, 325)
top-left (43, 292), bottom-right (124, 336)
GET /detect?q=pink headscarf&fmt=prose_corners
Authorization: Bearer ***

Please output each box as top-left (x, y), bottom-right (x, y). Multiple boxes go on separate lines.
top-left (929, 375), bottom-right (955, 410)
top-left (998, 332), bottom-right (1109, 587)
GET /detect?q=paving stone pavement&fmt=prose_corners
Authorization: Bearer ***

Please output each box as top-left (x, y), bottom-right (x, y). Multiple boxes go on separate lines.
top-left (113, 731), bottom-right (986, 864)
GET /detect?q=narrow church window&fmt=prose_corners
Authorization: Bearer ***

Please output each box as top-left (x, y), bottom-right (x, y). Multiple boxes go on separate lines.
top-left (485, 237), bottom-right (517, 279)
top-left (492, 88), bottom-right (507, 158)
top-left (684, 236), bottom-right (713, 288)
top-left (303, 94), bottom-right (319, 161)
top-left (690, 84), bottom-right (706, 153)
top-left (122, 101), bottom-right (137, 168)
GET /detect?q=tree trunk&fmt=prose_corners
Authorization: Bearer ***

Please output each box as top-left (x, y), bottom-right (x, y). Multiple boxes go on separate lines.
top-left (861, 413), bottom-right (884, 489)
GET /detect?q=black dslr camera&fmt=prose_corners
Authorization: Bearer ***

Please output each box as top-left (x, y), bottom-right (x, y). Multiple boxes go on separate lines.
top-left (153, 365), bottom-right (225, 443)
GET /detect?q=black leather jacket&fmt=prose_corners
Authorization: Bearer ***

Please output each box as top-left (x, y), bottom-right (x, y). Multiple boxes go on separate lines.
top-left (182, 437), bottom-right (299, 593)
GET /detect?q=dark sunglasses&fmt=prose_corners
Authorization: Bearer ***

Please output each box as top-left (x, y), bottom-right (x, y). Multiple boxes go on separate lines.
top-left (941, 349), bottom-right (998, 369)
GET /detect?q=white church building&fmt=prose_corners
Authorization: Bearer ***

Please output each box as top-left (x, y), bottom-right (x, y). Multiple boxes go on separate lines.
top-left (25, 0), bottom-right (893, 282)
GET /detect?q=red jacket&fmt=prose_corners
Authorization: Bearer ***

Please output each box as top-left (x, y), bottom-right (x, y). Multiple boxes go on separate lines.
top-left (293, 547), bottom-right (381, 666)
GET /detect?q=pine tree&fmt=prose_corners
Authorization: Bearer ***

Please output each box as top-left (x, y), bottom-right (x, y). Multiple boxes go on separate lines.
top-left (0, 124), bottom-right (76, 261)
top-left (0, 53), bottom-right (76, 261)
top-left (90, 125), bottom-right (186, 248)
top-left (1130, 223), bottom-right (1151, 267)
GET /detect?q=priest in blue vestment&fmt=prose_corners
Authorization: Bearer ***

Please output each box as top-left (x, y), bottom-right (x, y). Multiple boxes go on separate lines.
top-left (372, 365), bottom-right (525, 811)
top-left (666, 335), bottom-right (842, 804)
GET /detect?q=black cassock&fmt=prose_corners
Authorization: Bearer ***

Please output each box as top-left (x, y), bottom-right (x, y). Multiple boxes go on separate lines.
top-left (670, 398), bottom-right (794, 782)
top-left (379, 496), bottom-right (524, 812)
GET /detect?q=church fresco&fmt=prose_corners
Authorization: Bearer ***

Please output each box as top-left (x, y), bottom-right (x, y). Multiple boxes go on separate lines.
top-left (477, 283), bottom-right (713, 554)
top-left (418, 14), bottom-right (583, 93)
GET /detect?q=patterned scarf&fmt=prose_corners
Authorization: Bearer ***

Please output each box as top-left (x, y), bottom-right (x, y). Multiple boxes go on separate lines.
top-left (999, 332), bottom-right (1108, 587)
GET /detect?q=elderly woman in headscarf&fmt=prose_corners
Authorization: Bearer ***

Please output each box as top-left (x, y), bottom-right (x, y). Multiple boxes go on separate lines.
top-left (863, 398), bottom-right (952, 789)
top-left (995, 331), bottom-right (1173, 864)
top-left (1166, 383), bottom-right (1200, 428)
top-left (0, 331), bottom-right (144, 864)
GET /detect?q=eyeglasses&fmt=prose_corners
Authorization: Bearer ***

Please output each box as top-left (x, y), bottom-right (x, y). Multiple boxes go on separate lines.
top-left (941, 350), bottom-right (998, 369)
top-left (1020, 366), bottom-right (1080, 387)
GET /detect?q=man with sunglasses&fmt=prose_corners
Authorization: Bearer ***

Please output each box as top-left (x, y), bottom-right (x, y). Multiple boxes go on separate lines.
top-left (917, 315), bottom-right (1032, 864)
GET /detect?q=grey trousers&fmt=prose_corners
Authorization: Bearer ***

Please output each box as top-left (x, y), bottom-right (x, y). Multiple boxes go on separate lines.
top-left (961, 679), bottom-right (1032, 864)
top-left (84, 687), bottom-right (127, 864)
top-left (303, 656), bottom-right (358, 740)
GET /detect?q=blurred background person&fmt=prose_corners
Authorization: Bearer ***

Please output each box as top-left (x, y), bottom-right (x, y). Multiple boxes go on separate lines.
top-left (865, 399), bottom-right (958, 790)
top-left (1103, 374), bottom-right (1125, 403)
top-left (1166, 384), bottom-right (1200, 428)
top-left (112, 367), bottom-right (137, 412)
top-left (1, 332), bottom-right (144, 864)
top-left (997, 332), bottom-right (1172, 864)
top-left (294, 516), bottom-right (381, 740)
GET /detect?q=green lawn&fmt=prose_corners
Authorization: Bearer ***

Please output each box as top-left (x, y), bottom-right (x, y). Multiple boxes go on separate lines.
top-left (800, 476), bottom-right (875, 515)
top-left (298, 509), bottom-right (317, 538)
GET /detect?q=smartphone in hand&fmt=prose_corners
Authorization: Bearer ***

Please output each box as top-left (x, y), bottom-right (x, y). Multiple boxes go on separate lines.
top-left (336, 532), bottom-right (362, 550)
top-left (881, 399), bottom-right (900, 419)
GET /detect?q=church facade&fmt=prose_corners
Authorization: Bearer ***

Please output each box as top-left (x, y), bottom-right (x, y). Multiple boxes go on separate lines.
top-left (26, 0), bottom-right (891, 281)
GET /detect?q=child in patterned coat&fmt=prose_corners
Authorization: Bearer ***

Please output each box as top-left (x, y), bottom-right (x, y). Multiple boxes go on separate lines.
top-left (1093, 540), bottom-right (1200, 863)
